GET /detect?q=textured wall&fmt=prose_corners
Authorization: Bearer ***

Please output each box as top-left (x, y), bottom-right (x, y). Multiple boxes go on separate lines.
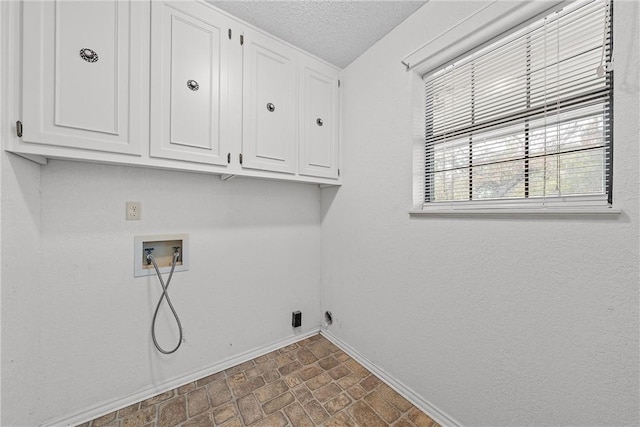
top-left (1, 154), bottom-right (43, 425)
top-left (2, 1), bottom-right (638, 425)
top-left (321, 1), bottom-right (640, 425)
top-left (1, 159), bottom-right (322, 426)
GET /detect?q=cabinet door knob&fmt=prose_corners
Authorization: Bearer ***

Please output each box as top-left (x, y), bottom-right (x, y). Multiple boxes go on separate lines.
top-left (316, 118), bottom-right (323, 126)
top-left (79, 48), bottom-right (99, 63)
top-left (187, 80), bottom-right (199, 91)
top-left (266, 103), bottom-right (275, 112)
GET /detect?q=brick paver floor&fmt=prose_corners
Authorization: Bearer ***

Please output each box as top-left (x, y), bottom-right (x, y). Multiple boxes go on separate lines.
top-left (81, 334), bottom-right (439, 427)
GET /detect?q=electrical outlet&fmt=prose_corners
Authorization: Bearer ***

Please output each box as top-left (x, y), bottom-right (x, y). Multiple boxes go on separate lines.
top-left (126, 202), bottom-right (141, 220)
top-left (292, 311), bottom-right (302, 328)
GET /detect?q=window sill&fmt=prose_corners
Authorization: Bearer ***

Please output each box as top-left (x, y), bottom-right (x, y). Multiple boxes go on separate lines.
top-left (409, 207), bottom-right (622, 217)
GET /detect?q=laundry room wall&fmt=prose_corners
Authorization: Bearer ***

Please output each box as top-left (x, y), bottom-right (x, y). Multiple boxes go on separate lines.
top-left (1, 157), bottom-right (323, 426)
top-left (321, 1), bottom-right (640, 425)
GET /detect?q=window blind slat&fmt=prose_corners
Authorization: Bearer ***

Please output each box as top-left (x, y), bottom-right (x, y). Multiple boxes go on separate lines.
top-left (426, 49), bottom-right (609, 132)
top-left (426, 97), bottom-right (611, 146)
top-left (427, 66), bottom-right (609, 130)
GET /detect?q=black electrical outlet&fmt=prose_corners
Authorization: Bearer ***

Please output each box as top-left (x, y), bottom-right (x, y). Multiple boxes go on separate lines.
top-left (292, 311), bottom-right (302, 328)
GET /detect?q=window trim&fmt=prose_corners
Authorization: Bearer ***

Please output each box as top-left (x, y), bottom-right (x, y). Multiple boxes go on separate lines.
top-left (408, 207), bottom-right (621, 217)
top-left (410, 194), bottom-right (621, 216)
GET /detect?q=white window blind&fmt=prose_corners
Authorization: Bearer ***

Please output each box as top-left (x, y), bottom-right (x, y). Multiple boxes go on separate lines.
top-left (423, 0), bottom-right (612, 210)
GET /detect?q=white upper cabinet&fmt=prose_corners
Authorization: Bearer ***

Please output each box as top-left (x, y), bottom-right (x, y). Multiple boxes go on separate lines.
top-left (21, 0), bottom-right (148, 155)
top-left (10, 0), bottom-right (341, 185)
top-left (241, 29), bottom-right (297, 174)
top-left (299, 59), bottom-right (340, 179)
top-left (150, 1), bottom-right (232, 166)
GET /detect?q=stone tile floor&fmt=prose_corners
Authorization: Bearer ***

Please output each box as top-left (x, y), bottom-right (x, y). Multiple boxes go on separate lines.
top-left (81, 334), bottom-right (439, 427)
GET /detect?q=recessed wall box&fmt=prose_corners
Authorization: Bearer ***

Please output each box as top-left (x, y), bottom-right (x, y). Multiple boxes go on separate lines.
top-left (292, 311), bottom-right (302, 328)
top-left (134, 234), bottom-right (189, 277)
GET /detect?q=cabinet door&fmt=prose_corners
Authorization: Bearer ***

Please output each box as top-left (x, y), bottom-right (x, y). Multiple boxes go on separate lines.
top-left (21, 0), bottom-right (147, 155)
top-left (299, 60), bottom-right (340, 179)
top-left (150, 1), bottom-right (232, 166)
top-left (242, 30), bottom-right (297, 174)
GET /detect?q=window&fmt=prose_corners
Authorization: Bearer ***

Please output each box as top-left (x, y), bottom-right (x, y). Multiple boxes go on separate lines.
top-left (422, 0), bottom-right (612, 211)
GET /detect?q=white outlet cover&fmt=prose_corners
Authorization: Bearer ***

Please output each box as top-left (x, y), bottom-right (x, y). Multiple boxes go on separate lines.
top-left (126, 201), bottom-right (141, 220)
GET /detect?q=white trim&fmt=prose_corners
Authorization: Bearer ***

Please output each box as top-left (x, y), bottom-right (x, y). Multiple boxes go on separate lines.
top-left (403, 1), bottom-right (566, 75)
top-left (401, 0), bottom-right (498, 71)
top-left (321, 329), bottom-right (462, 427)
top-left (411, 192), bottom-right (620, 216)
top-left (0, 2), bottom-right (5, 425)
top-left (43, 328), bottom-right (320, 427)
top-left (409, 208), bottom-right (622, 217)
top-left (6, 151), bottom-right (48, 165)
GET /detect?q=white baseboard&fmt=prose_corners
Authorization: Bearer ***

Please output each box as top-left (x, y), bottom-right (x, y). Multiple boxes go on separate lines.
top-left (321, 329), bottom-right (461, 427)
top-left (44, 328), bottom-right (459, 427)
top-left (44, 328), bottom-right (320, 427)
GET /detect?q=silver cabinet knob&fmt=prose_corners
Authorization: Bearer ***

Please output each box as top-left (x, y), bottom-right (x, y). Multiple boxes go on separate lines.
top-left (79, 48), bottom-right (98, 63)
top-left (187, 80), bottom-right (199, 91)
top-left (266, 103), bottom-right (275, 112)
top-left (316, 118), bottom-right (323, 126)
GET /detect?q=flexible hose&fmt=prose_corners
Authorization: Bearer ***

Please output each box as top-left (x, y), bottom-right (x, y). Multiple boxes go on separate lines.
top-left (147, 252), bottom-right (183, 354)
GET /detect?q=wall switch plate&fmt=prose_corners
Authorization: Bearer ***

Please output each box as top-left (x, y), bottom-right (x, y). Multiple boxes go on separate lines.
top-left (126, 202), bottom-right (141, 220)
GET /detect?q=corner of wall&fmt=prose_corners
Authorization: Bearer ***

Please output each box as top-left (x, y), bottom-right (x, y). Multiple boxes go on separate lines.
top-left (0, 151), bottom-right (43, 426)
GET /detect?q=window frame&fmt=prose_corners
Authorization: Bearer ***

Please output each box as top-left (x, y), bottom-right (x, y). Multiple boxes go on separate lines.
top-left (410, 0), bottom-right (619, 216)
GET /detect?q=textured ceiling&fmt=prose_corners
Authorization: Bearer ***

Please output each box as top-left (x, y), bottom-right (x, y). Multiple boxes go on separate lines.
top-left (208, 1), bottom-right (427, 68)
